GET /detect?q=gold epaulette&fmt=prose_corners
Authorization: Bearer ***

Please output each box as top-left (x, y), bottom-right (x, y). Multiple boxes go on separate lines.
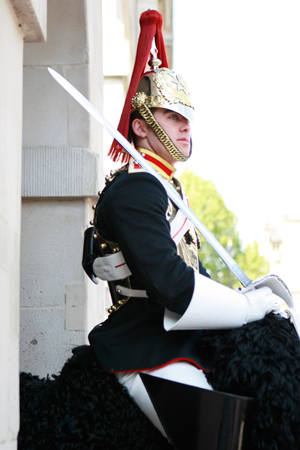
top-left (104, 165), bottom-right (128, 185)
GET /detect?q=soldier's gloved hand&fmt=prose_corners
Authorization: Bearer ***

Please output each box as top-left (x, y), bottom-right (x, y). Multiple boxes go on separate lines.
top-left (243, 286), bottom-right (282, 324)
top-left (163, 275), bottom-right (284, 332)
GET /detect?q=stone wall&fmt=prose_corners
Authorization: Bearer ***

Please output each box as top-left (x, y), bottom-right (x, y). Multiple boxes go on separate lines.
top-left (20, 0), bottom-right (106, 377)
top-left (0, 1), bottom-right (46, 448)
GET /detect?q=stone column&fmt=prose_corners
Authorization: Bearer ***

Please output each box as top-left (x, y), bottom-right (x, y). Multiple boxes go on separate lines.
top-left (20, 0), bottom-right (107, 376)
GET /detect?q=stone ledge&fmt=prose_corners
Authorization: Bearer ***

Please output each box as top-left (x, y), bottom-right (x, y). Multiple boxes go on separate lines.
top-left (9, 0), bottom-right (47, 42)
top-left (22, 147), bottom-right (99, 197)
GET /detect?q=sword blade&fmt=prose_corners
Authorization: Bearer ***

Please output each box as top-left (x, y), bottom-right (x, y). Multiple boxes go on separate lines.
top-left (48, 67), bottom-right (252, 288)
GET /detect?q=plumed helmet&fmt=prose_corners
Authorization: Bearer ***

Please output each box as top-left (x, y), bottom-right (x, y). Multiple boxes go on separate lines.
top-left (109, 10), bottom-right (194, 163)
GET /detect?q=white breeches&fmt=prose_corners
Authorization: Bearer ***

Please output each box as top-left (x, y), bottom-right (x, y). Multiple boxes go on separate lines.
top-left (115, 361), bottom-right (213, 438)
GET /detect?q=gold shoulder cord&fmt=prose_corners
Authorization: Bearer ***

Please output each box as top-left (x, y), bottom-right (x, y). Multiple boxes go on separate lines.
top-left (104, 165), bottom-right (128, 185)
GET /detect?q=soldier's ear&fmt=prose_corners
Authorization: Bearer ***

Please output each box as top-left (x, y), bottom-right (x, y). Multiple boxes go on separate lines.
top-left (131, 118), bottom-right (148, 138)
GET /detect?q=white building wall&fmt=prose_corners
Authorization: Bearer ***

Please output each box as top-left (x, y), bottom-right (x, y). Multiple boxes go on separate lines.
top-left (1, 0), bottom-right (46, 448)
top-left (273, 218), bottom-right (300, 307)
top-left (0, 5), bottom-right (23, 449)
top-left (258, 217), bottom-right (300, 310)
top-left (277, 218), bottom-right (300, 298)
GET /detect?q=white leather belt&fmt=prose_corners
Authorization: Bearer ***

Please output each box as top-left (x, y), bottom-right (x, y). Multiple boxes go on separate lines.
top-left (116, 285), bottom-right (148, 298)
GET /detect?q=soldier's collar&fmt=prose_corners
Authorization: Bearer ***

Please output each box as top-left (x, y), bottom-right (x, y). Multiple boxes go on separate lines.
top-left (128, 148), bottom-right (176, 180)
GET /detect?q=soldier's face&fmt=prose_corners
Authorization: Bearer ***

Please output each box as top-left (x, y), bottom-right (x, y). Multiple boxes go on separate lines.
top-left (149, 109), bottom-right (191, 165)
top-left (131, 108), bottom-right (191, 166)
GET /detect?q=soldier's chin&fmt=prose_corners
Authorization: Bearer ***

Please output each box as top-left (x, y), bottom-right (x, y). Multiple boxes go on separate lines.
top-left (177, 142), bottom-right (192, 160)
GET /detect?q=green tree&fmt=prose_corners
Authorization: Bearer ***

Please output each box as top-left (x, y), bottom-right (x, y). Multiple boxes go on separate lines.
top-left (236, 241), bottom-right (270, 285)
top-left (179, 169), bottom-right (269, 288)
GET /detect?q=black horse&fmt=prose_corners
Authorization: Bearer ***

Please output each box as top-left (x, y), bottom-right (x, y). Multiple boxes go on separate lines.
top-left (18, 313), bottom-right (300, 450)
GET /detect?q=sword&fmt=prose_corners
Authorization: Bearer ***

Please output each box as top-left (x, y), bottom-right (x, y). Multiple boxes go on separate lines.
top-left (47, 68), bottom-right (294, 306)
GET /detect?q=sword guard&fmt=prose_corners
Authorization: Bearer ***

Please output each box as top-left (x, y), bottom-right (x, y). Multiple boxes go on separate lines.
top-left (239, 274), bottom-right (293, 308)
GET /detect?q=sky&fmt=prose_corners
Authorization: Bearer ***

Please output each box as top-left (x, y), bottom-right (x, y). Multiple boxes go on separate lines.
top-left (173, 0), bottom-right (300, 245)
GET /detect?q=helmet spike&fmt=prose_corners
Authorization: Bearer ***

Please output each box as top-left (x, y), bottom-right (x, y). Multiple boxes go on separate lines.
top-left (148, 38), bottom-right (162, 72)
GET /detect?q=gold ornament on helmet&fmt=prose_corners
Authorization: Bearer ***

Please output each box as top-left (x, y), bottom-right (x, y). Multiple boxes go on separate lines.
top-left (132, 64), bottom-right (194, 123)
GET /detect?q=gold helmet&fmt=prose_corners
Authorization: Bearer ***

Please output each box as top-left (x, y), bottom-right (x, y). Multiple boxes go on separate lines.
top-left (109, 10), bottom-right (194, 163)
top-left (132, 64), bottom-right (194, 123)
top-left (131, 49), bottom-right (194, 162)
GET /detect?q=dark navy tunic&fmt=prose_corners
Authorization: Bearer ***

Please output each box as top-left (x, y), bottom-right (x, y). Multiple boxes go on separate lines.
top-left (88, 169), bottom-right (213, 372)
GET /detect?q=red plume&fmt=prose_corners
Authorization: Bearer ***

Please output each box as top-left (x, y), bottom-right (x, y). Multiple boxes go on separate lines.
top-left (108, 10), bottom-right (169, 162)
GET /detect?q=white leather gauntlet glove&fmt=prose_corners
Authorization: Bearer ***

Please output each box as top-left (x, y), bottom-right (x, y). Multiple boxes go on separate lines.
top-left (243, 286), bottom-right (281, 324)
top-left (164, 273), bottom-right (282, 332)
